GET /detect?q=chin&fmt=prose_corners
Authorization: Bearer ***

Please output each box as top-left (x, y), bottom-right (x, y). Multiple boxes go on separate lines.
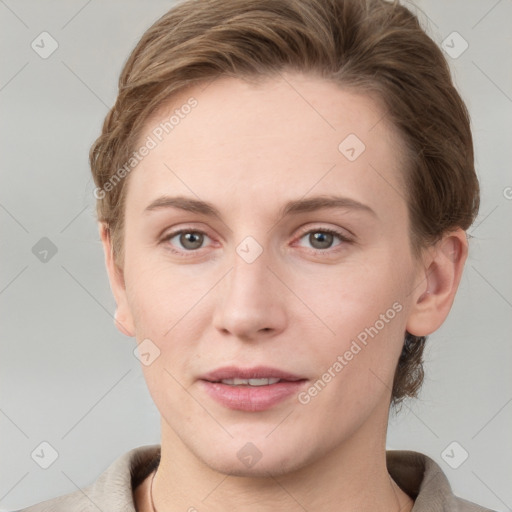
top-left (199, 444), bottom-right (311, 478)
top-left (178, 423), bottom-right (324, 479)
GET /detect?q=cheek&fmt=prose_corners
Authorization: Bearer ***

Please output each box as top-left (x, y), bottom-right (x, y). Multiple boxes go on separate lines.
top-left (298, 306), bottom-right (406, 428)
top-left (124, 257), bottom-right (212, 393)
top-left (300, 255), bottom-right (410, 391)
top-left (124, 251), bottom-right (204, 334)
top-left (311, 257), bottom-right (407, 336)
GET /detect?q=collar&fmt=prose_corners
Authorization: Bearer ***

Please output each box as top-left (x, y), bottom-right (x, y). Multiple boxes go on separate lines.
top-left (23, 445), bottom-right (493, 511)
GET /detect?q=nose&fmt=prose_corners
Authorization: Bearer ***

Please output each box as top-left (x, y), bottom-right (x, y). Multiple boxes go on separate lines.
top-left (212, 243), bottom-right (287, 341)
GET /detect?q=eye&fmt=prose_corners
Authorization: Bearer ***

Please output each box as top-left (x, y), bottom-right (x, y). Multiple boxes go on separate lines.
top-left (162, 229), bottom-right (212, 254)
top-left (161, 226), bottom-right (352, 257)
top-left (295, 227), bottom-right (350, 253)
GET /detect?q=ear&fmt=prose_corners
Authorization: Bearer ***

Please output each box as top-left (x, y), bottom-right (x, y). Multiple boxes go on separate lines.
top-left (406, 228), bottom-right (468, 337)
top-left (99, 222), bottom-right (135, 337)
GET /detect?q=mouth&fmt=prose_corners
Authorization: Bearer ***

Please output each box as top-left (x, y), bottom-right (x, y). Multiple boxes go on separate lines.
top-left (200, 365), bottom-right (305, 385)
top-left (199, 366), bottom-right (308, 411)
top-left (215, 377), bottom-right (283, 386)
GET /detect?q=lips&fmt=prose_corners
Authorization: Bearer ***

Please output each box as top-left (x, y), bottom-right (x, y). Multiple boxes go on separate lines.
top-left (199, 366), bottom-right (308, 412)
top-left (200, 366), bottom-right (305, 384)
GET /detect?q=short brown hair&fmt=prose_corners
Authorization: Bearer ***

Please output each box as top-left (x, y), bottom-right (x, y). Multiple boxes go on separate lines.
top-left (89, 0), bottom-right (479, 405)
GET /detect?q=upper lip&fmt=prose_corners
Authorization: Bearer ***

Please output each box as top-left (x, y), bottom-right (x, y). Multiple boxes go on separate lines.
top-left (200, 366), bottom-right (305, 382)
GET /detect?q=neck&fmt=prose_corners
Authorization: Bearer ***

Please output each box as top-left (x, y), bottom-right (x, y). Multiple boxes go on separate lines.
top-left (143, 411), bottom-right (413, 512)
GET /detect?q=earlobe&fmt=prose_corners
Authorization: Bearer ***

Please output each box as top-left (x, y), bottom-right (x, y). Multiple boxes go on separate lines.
top-left (98, 222), bottom-right (135, 338)
top-left (114, 309), bottom-right (135, 337)
top-left (406, 230), bottom-right (468, 337)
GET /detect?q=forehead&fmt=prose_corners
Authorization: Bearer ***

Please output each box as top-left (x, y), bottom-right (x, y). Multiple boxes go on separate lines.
top-left (126, 72), bottom-right (408, 222)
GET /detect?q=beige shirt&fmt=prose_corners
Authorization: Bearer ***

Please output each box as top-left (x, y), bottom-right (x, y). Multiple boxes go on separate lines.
top-left (18, 445), bottom-right (494, 511)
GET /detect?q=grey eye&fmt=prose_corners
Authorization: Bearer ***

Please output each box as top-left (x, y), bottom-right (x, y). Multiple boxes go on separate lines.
top-left (180, 232), bottom-right (204, 250)
top-left (308, 231), bottom-right (335, 249)
top-left (169, 231), bottom-right (206, 250)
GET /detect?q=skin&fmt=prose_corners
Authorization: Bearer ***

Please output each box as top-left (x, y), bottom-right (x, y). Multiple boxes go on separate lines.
top-left (99, 72), bottom-right (468, 512)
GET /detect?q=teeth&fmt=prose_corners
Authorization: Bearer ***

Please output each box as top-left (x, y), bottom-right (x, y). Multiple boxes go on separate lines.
top-left (220, 378), bottom-right (281, 386)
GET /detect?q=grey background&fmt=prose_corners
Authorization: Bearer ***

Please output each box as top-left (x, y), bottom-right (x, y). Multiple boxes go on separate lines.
top-left (1, 0), bottom-right (511, 510)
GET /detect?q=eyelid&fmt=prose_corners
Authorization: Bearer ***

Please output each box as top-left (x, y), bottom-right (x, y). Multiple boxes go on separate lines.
top-left (294, 224), bottom-right (354, 242)
top-left (160, 223), bottom-right (215, 241)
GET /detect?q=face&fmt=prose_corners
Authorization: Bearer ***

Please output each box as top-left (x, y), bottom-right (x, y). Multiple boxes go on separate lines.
top-left (105, 72), bottom-right (447, 477)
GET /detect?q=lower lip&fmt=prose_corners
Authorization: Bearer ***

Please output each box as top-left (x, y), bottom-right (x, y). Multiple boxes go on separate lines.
top-left (199, 380), bottom-right (307, 412)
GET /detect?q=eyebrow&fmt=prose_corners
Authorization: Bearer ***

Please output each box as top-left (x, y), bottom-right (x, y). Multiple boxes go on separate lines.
top-left (143, 194), bottom-right (377, 219)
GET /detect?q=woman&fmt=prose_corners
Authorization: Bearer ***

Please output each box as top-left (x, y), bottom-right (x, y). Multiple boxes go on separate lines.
top-left (20, 0), bottom-right (495, 510)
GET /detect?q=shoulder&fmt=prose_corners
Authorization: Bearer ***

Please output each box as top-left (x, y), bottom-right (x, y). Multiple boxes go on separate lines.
top-left (386, 450), bottom-right (496, 512)
top-left (15, 444), bottom-right (161, 512)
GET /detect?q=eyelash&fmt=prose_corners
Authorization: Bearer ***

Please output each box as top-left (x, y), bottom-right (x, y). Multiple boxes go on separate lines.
top-left (161, 226), bottom-right (352, 258)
